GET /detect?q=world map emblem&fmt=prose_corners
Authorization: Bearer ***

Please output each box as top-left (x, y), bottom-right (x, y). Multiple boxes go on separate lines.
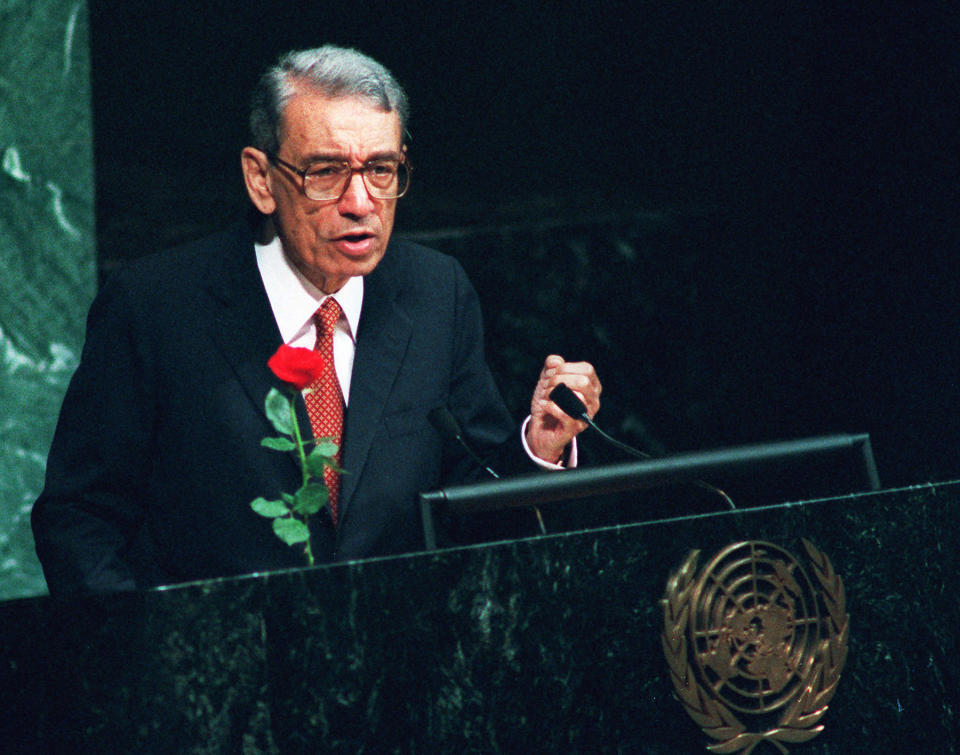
top-left (661, 540), bottom-right (849, 753)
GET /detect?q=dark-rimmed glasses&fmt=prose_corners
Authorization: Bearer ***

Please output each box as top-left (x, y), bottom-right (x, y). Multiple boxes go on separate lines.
top-left (267, 152), bottom-right (411, 201)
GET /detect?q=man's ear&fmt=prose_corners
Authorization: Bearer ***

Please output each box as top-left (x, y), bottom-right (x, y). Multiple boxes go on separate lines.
top-left (241, 147), bottom-right (276, 215)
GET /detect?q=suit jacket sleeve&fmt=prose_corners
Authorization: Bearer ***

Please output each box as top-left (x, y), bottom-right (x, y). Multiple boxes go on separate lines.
top-left (32, 266), bottom-right (153, 594)
top-left (32, 225), bottom-right (304, 595)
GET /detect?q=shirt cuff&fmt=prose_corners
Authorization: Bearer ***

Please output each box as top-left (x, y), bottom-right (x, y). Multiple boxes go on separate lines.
top-left (520, 415), bottom-right (578, 470)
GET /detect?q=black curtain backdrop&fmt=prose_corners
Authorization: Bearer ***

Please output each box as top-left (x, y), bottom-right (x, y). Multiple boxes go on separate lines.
top-left (89, 1), bottom-right (960, 495)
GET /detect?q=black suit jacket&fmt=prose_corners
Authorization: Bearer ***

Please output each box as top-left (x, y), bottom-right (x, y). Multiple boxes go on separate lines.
top-left (33, 223), bottom-right (531, 594)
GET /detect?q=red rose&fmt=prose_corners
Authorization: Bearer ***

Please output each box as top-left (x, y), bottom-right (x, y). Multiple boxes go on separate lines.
top-left (267, 345), bottom-right (326, 390)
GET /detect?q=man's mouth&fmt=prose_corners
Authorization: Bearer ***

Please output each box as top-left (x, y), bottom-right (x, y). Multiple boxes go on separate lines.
top-left (333, 231), bottom-right (377, 256)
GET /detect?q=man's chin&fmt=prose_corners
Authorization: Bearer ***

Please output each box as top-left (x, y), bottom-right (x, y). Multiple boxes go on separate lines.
top-left (310, 247), bottom-right (385, 291)
top-left (341, 244), bottom-right (385, 273)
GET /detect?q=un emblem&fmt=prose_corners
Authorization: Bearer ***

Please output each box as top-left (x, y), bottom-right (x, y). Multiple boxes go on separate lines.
top-left (662, 540), bottom-right (848, 753)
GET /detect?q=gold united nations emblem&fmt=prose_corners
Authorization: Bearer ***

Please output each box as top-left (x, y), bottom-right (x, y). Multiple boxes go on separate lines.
top-left (661, 540), bottom-right (848, 753)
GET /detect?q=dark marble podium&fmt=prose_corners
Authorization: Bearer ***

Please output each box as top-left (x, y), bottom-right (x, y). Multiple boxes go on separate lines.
top-left (3, 482), bottom-right (958, 753)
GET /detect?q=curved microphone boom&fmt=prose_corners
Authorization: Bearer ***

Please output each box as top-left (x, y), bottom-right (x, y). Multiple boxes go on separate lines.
top-left (427, 406), bottom-right (500, 480)
top-left (427, 406), bottom-right (547, 533)
top-left (548, 383), bottom-right (736, 510)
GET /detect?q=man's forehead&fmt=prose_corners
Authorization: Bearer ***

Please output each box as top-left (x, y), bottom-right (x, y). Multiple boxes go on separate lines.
top-left (280, 91), bottom-right (402, 146)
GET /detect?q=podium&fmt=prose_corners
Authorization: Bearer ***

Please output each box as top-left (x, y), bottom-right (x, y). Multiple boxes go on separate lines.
top-left (3, 480), bottom-right (958, 753)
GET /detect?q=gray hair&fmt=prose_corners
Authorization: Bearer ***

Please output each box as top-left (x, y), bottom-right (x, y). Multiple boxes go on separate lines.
top-left (249, 45), bottom-right (410, 155)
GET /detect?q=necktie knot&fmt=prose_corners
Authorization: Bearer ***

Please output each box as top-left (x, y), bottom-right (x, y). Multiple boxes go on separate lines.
top-left (315, 297), bottom-right (342, 337)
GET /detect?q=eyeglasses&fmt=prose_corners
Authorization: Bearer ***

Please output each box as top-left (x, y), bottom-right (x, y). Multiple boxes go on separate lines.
top-left (267, 152), bottom-right (412, 201)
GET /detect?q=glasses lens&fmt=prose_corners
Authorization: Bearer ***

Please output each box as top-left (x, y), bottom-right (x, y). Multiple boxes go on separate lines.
top-left (300, 160), bottom-right (411, 200)
top-left (303, 163), bottom-right (348, 200)
top-left (365, 161), bottom-right (410, 199)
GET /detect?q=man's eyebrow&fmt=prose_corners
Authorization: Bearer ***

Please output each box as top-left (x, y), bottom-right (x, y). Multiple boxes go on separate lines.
top-left (300, 150), bottom-right (403, 164)
top-left (362, 151), bottom-right (404, 162)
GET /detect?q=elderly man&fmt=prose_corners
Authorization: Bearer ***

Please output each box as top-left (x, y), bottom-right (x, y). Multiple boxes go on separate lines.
top-left (32, 46), bottom-right (601, 595)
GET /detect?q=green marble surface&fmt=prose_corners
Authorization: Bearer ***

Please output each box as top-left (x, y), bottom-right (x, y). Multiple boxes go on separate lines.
top-left (2, 481), bottom-right (957, 752)
top-left (0, 0), bottom-right (95, 600)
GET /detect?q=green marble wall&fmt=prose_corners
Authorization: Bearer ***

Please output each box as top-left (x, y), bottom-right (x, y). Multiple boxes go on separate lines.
top-left (0, 0), bottom-right (95, 600)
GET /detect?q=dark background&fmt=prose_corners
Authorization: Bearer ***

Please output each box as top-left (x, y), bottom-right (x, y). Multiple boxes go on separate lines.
top-left (89, 1), bottom-right (960, 501)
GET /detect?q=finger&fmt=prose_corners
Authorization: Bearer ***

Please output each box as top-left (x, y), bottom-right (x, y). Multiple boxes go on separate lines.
top-left (553, 360), bottom-right (594, 376)
top-left (564, 369), bottom-right (602, 399)
top-left (544, 354), bottom-right (565, 369)
top-left (550, 363), bottom-right (601, 397)
top-left (538, 354), bottom-right (563, 374)
top-left (550, 363), bottom-right (600, 390)
top-left (538, 354), bottom-right (565, 385)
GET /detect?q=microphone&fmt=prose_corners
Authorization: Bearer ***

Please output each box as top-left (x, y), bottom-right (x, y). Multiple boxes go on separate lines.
top-left (549, 382), bottom-right (591, 423)
top-left (428, 406), bottom-right (500, 479)
top-left (548, 384), bottom-right (736, 509)
top-left (428, 406), bottom-right (547, 533)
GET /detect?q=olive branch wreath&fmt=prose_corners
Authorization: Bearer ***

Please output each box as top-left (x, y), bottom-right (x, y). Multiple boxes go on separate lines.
top-left (661, 540), bottom-right (849, 754)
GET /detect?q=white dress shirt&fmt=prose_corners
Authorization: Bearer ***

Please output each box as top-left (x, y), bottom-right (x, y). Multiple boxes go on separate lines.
top-left (256, 235), bottom-right (362, 404)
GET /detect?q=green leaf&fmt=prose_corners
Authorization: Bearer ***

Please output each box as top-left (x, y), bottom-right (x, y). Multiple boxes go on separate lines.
top-left (305, 451), bottom-right (331, 476)
top-left (261, 436), bottom-right (297, 452)
top-left (306, 442), bottom-right (345, 476)
top-left (326, 460), bottom-right (347, 475)
top-left (272, 517), bottom-right (310, 545)
top-left (314, 439), bottom-right (339, 457)
top-left (281, 492), bottom-right (295, 504)
top-left (293, 482), bottom-right (328, 515)
top-left (250, 497), bottom-right (289, 518)
top-left (264, 387), bottom-right (294, 436)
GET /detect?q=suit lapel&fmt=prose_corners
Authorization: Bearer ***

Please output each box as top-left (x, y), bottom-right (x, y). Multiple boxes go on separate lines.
top-left (338, 256), bottom-right (412, 521)
top-left (201, 226), bottom-right (414, 521)
top-left (203, 224), bottom-right (296, 455)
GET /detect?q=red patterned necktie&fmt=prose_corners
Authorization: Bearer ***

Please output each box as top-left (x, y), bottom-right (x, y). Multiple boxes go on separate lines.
top-left (304, 298), bottom-right (344, 525)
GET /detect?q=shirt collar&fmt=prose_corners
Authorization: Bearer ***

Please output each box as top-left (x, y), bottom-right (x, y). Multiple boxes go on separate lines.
top-left (255, 234), bottom-right (364, 345)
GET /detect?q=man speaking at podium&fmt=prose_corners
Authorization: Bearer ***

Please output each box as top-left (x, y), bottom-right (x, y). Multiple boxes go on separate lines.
top-left (32, 46), bottom-right (602, 595)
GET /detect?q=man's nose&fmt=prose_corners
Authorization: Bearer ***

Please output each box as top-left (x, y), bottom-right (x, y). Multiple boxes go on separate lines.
top-left (337, 172), bottom-right (375, 216)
